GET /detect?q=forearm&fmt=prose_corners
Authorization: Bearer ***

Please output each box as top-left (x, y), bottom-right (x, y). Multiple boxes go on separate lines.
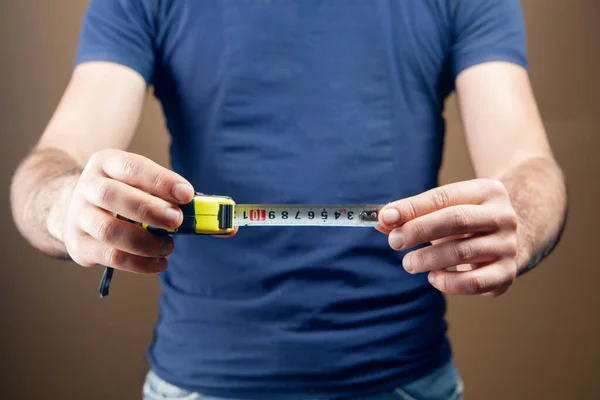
top-left (10, 147), bottom-right (83, 259)
top-left (498, 156), bottom-right (567, 275)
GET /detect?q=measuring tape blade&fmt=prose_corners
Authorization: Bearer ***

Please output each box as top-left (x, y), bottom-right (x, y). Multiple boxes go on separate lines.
top-left (234, 204), bottom-right (383, 227)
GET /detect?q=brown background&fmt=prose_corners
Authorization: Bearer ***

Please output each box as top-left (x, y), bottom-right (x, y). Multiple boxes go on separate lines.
top-left (1, 1), bottom-right (598, 399)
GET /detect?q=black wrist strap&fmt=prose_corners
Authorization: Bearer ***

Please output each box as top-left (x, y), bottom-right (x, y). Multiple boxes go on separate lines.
top-left (99, 267), bottom-right (114, 298)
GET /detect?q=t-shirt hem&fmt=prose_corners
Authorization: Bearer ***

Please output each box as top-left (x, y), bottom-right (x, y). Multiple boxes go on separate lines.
top-left (75, 50), bottom-right (154, 86)
top-left (147, 345), bottom-right (452, 400)
top-left (453, 49), bottom-right (529, 81)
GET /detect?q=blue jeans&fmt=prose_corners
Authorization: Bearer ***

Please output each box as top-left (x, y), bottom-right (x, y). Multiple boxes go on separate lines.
top-left (143, 361), bottom-right (463, 400)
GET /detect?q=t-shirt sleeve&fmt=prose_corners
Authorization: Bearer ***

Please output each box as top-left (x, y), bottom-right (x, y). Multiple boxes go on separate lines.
top-left (451, 0), bottom-right (529, 80)
top-left (74, 0), bottom-right (157, 84)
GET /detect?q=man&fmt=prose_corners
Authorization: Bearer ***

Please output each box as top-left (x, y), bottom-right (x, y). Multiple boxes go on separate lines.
top-left (10, 0), bottom-right (567, 399)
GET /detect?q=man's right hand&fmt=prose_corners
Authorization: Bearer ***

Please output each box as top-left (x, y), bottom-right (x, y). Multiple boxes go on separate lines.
top-left (63, 149), bottom-right (195, 274)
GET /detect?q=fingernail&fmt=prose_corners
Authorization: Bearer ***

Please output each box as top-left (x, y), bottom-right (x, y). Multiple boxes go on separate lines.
top-left (403, 254), bottom-right (413, 273)
top-left (381, 208), bottom-right (400, 226)
top-left (428, 272), bottom-right (436, 285)
top-left (166, 208), bottom-right (181, 226)
top-left (389, 230), bottom-right (404, 250)
top-left (173, 183), bottom-right (194, 203)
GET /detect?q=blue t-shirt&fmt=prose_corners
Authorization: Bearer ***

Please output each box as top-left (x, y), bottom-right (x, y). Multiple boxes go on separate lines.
top-left (76, 1), bottom-right (527, 398)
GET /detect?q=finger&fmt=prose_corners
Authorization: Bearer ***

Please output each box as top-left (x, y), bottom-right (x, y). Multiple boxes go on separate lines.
top-left (378, 179), bottom-right (508, 229)
top-left (82, 177), bottom-right (183, 229)
top-left (90, 150), bottom-right (195, 204)
top-left (402, 234), bottom-right (512, 274)
top-left (388, 204), bottom-right (510, 250)
top-left (212, 226), bottom-right (239, 238)
top-left (427, 262), bottom-right (516, 295)
top-left (75, 234), bottom-right (168, 274)
top-left (375, 225), bottom-right (391, 235)
top-left (379, 229), bottom-right (472, 241)
top-left (78, 206), bottom-right (175, 258)
top-left (431, 233), bottom-right (472, 245)
top-left (482, 283), bottom-right (511, 297)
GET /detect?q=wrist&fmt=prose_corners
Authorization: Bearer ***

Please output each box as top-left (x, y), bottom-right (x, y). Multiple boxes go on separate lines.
top-left (516, 221), bottom-right (564, 277)
top-left (46, 173), bottom-right (79, 243)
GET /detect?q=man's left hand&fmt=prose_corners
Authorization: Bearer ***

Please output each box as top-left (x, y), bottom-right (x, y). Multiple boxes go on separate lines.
top-left (377, 179), bottom-right (519, 297)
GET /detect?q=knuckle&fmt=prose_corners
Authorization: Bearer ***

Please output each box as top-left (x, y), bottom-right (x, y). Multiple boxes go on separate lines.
top-left (93, 218), bottom-right (117, 243)
top-left (506, 263), bottom-right (518, 281)
top-left (104, 247), bottom-right (125, 267)
top-left (66, 236), bottom-right (95, 267)
top-left (71, 253), bottom-right (92, 267)
top-left (485, 179), bottom-right (508, 197)
top-left (432, 188), bottom-right (451, 209)
top-left (88, 149), bottom-right (114, 170)
top-left (121, 156), bottom-right (142, 180)
top-left (151, 173), bottom-right (168, 192)
top-left (86, 153), bottom-right (100, 169)
top-left (64, 240), bottom-right (80, 263)
top-left (77, 256), bottom-right (96, 268)
top-left (437, 272), bottom-right (450, 292)
top-left (508, 214), bottom-right (519, 231)
top-left (454, 240), bottom-right (473, 263)
top-left (468, 275), bottom-right (487, 294)
top-left (63, 237), bottom-right (74, 256)
top-left (80, 261), bottom-right (95, 268)
top-left (411, 221), bottom-right (428, 244)
top-left (131, 233), bottom-right (155, 255)
top-left (95, 180), bottom-right (116, 207)
top-left (136, 198), bottom-right (153, 221)
top-left (506, 236), bottom-right (519, 258)
top-left (503, 209), bottom-right (519, 231)
top-left (67, 231), bottom-right (83, 251)
top-left (453, 207), bottom-right (470, 230)
top-left (87, 150), bottom-right (105, 168)
top-left (491, 206), bottom-right (518, 231)
top-left (400, 201), bottom-right (418, 222)
top-left (426, 250), bottom-right (445, 270)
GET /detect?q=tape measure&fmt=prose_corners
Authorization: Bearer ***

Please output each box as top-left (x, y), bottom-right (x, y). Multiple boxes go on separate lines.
top-left (99, 194), bottom-right (384, 297)
top-left (142, 194), bottom-right (383, 235)
top-left (234, 204), bottom-right (381, 227)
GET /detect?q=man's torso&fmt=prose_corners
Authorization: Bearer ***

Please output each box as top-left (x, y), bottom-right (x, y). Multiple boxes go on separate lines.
top-left (146, 2), bottom-right (455, 399)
